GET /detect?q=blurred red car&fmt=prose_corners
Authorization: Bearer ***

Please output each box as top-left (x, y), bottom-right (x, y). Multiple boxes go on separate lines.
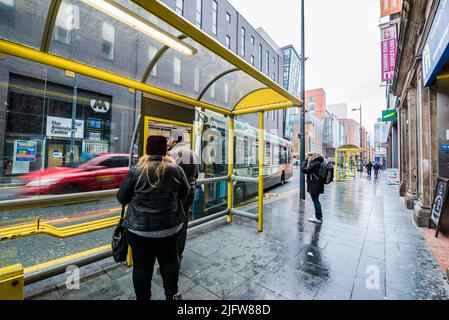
top-left (20, 153), bottom-right (130, 196)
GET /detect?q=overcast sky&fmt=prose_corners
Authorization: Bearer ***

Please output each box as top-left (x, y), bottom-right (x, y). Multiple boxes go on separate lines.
top-left (228, 0), bottom-right (386, 138)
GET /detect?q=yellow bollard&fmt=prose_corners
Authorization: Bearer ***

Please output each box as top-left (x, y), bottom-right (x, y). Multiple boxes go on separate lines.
top-left (126, 245), bottom-right (133, 267)
top-left (0, 264), bottom-right (24, 300)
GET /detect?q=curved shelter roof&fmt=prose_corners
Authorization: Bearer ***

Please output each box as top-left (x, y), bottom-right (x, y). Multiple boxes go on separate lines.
top-left (337, 144), bottom-right (363, 151)
top-left (0, 0), bottom-right (302, 116)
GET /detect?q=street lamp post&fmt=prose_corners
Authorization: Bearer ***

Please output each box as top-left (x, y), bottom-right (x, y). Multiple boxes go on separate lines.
top-left (300, 0), bottom-right (306, 201)
top-left (351, 103), bottom-right (362, 171)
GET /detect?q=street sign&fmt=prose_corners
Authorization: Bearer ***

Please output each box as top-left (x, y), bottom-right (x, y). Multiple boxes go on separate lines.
top-left (382, 110), bottom-right (397, 122)
top-left (387, 168), bottom-right (399, 185)
top-left (431, 178), bottom-right (449, 237)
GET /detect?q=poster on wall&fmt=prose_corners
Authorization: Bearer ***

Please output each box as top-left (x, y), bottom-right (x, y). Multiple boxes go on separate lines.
top-left (386, 168), bottom-right (399, 185)
top-left (46, 116), bottom-right (84, 139)
top-left (380, 23), bottom-right (398, 84)
top-left (12, 140), bottom-right (33, 174)
top-left (15, 140), bottom-right (37, 162)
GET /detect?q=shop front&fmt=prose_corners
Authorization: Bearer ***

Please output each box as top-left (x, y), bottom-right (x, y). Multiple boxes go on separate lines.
top-left (3, 72), bottom-right (112, 176)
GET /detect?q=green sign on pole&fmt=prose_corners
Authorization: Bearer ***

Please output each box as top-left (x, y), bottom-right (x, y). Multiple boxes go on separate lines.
top-left (382, 110), bottom-right (397, 122)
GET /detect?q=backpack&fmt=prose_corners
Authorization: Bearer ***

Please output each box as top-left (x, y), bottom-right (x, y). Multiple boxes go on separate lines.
top-left (318, 162), bottom-right (334, 184)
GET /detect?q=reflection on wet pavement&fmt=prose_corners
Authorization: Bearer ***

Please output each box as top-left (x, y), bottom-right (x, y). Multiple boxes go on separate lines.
top-left (28, 172), bottom-right (449, 300)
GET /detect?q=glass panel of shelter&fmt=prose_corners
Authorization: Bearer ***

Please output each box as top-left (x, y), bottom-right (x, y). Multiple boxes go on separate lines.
top-left (48, 0), bottom-right (168, 81)
top-left (0, 0), bottom-right (51, 49)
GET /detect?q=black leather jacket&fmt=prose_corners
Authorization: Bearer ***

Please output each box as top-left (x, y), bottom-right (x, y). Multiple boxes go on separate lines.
top-left (301, 156), bottom-right (325, 194)
top-left (116, 159), bottom-right (190, 232)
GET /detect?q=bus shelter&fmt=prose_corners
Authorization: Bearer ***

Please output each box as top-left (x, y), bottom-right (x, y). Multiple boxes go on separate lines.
top-left (0, 0), bottom-right (302, 297)
top-left (334, 144), bottom-right (362, 181)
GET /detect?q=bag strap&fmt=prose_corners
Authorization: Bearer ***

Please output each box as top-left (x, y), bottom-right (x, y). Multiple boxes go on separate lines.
top-left (120, 205), bottom-right (126, 219)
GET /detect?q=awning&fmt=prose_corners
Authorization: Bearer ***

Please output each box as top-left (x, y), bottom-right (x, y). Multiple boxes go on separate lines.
top-left (0, 0), bottom-right (302, 116)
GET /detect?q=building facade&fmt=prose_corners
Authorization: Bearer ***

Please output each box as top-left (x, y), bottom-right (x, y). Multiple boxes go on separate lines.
top-left (323, 110), bottom-right (345, 158)
top-left (282, 45), bottom-right (301, 141)
top-left (374, 118), bottom-right (388, 167)
top-left (339, 118), bottom-right (360, 147)
top-left (326, 103), bottom-right (348, 119)
top-left (392, 0), bottom-right (449, 228)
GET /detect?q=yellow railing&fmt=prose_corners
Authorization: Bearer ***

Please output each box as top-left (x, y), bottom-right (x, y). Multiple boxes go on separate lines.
top-left (0, 216), bottom-right (120, 242)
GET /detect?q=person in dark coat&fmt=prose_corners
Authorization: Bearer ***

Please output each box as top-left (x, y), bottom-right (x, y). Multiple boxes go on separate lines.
top-left (373, 162), bottom-right (380, 178)
top-left (301, 151), bottom-right (325, 224)
top-left (117, 135), bottom-right (190, 301)
top-left (365, 161), bottom-right (373, 177)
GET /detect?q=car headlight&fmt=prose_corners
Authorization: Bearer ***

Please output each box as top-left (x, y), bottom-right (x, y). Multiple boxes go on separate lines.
top-left (26, 179), bottom-right (59, 187)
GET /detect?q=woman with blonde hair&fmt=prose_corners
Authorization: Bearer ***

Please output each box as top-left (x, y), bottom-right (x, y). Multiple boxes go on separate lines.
top-left (117, 135), bottom-right (190, 300)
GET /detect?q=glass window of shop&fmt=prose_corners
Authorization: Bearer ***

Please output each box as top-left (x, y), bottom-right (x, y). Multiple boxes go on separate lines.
top-left (0, 55), bottom-right (139, 198)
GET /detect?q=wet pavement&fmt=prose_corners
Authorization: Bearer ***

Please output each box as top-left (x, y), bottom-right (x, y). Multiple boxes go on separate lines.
top-left (27, 170), bottom-right (449, 300)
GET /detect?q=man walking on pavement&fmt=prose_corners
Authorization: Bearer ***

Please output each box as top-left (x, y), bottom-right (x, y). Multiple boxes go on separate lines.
top-left (168, 129), bottom-right (199, 263)
top-left (301, 151), bottom-right (325, 224)
top-left (365, 160), bottom-right (373, 177)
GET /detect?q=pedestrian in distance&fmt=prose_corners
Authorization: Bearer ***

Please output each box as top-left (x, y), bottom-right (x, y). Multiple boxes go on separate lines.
top-left (167, 129), bottom-right (199, 264)
top-left (301, 151), bottom-right (326, 224)
top-left (365, 161), bottom-right (373, 177)
top-left (374, 162), bottom-right (380, 178)
top-left (117, 135), bottom-right (190, 300)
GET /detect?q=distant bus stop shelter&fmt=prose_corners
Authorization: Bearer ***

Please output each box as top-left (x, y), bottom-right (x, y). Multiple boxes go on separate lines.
top-left (334, 144), bottom-right (362, 181)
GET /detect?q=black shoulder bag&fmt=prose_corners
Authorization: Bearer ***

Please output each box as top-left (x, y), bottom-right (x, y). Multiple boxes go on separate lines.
top-left (112, 205), bottom-right (128, 263)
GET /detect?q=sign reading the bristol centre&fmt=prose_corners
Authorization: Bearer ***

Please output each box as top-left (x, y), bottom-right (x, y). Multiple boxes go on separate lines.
top-left (46, 116), bottom-right (84, 139)
top-left (422, 0), bottom-right (449, 86)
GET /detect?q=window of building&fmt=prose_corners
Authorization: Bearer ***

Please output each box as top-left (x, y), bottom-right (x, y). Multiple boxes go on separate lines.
top-left (195, 0), bottom-right (202, 28)
top-left (173, 57), bottom-right (181, 85)
top-left (0, 0), bottom-right (14, 25)
top-left (194, 68), bottom-right (200, 92)
top-left (226, 12), bottom-right (231, 23)
top-left (240, 27), bottom-right (245, 56)
top-left (258, 44), bottom-right (262, 71)
top-left (148, 45), bottom-right (158, 76)
top-left (250, 36), bottom-right (254, 45)
top-left (309, 96), bottom-right (315, 111)
top-left (225, 35), bottom-right (231, 49)
top-left (272, 56), bottom-right (276, 64)
top-left (250, 55), bottom-right (254, 66)
top-left (175, 0), bottom-right (184, 16)
top-left (272, 110), bottom-right (275, 120)
top-left (212, 0), bottom-right (218, 36)
top-left (101, 22), bottom-right (115, 61)
top-left (265, 111), bottom-right (268, 119)
top-left (266, 51), bottom-right (269, 74)
top-left (272, 73), bottom-right (276, 81)
top-left (54, 2), bottom-right (75, 45)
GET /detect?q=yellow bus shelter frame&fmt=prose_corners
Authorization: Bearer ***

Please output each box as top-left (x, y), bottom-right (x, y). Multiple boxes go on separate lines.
top-left (334, 145), bottom-right (363, 181)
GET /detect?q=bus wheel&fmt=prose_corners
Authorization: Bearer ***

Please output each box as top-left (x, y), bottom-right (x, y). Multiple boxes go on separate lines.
top-left (234, 184), bottom-right (245, 204)
top-left (280, 172), bottom-right (285, 185)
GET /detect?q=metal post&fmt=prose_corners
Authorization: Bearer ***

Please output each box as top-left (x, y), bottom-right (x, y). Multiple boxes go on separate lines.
top-left (227, 115), bottom-right (234, 223)
top-left (258, 111), bottom-right (264, 232)
top-left (300, 0), bottom-right (306, 200)
top-left (359, 103), bottom-right (362, 165)
top-left (70, 74), bottom-right (78, 164)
